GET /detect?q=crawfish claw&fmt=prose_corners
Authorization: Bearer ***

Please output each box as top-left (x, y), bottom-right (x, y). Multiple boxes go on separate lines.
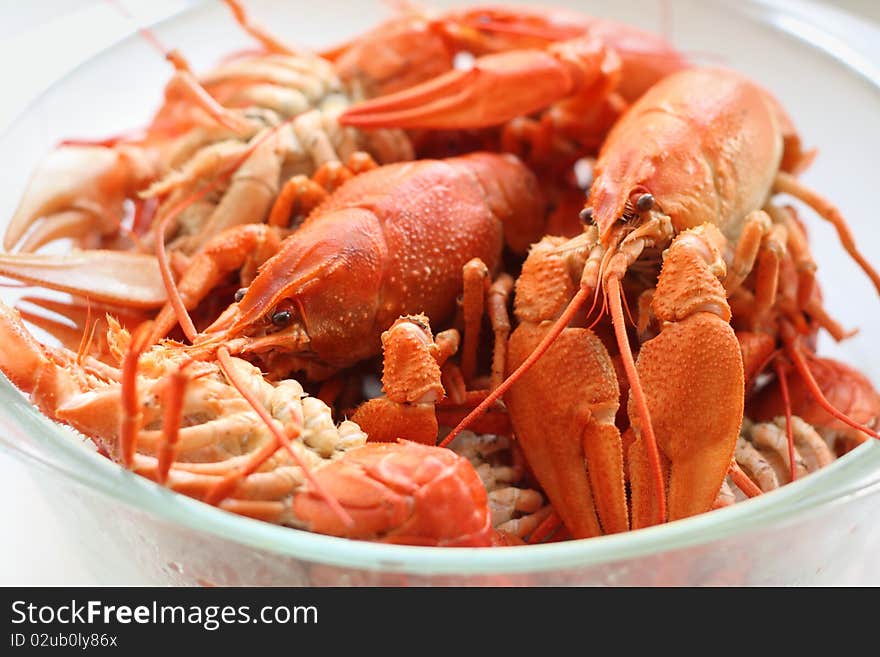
top-left (0, 250), bottom-right (166, 308)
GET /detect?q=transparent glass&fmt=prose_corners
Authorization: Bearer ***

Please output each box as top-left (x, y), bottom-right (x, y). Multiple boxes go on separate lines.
top-left (1, 0), bottom-right (880, 585)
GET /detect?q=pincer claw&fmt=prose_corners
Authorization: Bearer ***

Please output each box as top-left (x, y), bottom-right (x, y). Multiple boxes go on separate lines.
top-left (4, 145), bottom-right (154, 252)
top-left (340, 36), bottom-right (612, 130)
top-left (0, 250), bottom-right (167, 308)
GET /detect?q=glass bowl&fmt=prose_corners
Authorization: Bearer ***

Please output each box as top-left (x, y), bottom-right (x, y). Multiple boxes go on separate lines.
top-left (2, 0), bottom-right (880, 585)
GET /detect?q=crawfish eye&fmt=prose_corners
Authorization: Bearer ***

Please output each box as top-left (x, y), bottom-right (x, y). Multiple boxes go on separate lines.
top-left (636, 193), bottom-right (655, 213)
top-left (271, 310), bottom-right (292, 327)
top-left (579, 207), bottom-right (593, 224)
top-left (234, 287), bottom-right (248, 302)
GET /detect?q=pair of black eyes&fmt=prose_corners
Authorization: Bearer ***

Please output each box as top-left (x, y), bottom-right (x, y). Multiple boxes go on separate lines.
top-left (579, 193), bottom-right (655, 223)
top-left (234, 288), bottom-right (291, 327)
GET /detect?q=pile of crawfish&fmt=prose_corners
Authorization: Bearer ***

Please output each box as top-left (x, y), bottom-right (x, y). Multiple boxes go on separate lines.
top-left (1, 1), bottom-right (879, 547)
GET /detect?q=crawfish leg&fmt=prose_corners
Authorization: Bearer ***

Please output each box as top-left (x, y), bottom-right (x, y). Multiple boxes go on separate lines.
top-left (171, 126), bottom-right (287, 257)
top-left (267, 176), bottom-right (329, 228)
top-left (156, 361), bottom-right (193, 484)
top-left (722, 209), bottom-right (786, 321)
top-left (723, 207), bottom-right (811, 327)
top-left (633, 225), bottom-right (744, 523)
top-left (767, 204), bottom-right (817, 309)
top-left (635, 288), bottom-right (656, 338)
top-left (487, 273), bottom-right (514, 392)
top-left (754, 224), bottom-right (787, 318)
top-left (723, 210), bottom-right (767, 294)
top-left (313, 157), bottom-right (368, 193)
top-left (436, 329), bottom-right (467, 404)
top-left (460, 258), bottom-right (490, 385)
top-left (120, 323), bottom-right (153, 467)
top-left (268, 151), bottom-right (379, 228)
top-left (432, 269), bottom-right (518, 438)
top-left (736, 330), bottom-right (776, 390)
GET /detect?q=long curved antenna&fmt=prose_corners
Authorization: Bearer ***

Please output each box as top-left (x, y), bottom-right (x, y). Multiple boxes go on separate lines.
top-left (109, 0), bottom-right (247, 134)
top-left (619, 279), bottom-right (638, 328)
top-left (606, 275), bottom-right (666, 524)
top-left (584, 240), bottom-right (610, 328)
top-left (154, 202), bottom-right (200, 343)
top-left (223, 0), bottom-right (299, 55)
top-left (782, 324), bottom-right (879, 441)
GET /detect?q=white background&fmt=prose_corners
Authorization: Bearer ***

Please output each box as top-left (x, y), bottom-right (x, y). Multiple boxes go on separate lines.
top-left (0, 0), bottom-right (878, 585)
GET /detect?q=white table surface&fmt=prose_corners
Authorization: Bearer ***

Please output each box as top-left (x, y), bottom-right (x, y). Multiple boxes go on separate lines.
top-left (0, 0), bottom-right (879, 585)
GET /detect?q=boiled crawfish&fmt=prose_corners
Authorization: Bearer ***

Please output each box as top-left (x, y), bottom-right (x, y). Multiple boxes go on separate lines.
top-left (0, 144), bottom-right (547, 545)
top-left (397, 66), bottom-right (880, 538)
top-left (0, 0), bottom-right (419, 319)
top-left (0, 301), bottom-right (496, 546)
top-left (165, 153), bottom-right (546, 379)
top-left (1, 3), bottom-right (879, 551)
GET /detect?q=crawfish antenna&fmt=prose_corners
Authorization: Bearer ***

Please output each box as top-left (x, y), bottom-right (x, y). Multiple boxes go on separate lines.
top-left (154, 198), bottom-right (201, 343)
top-left (223, 0), bottom-right (298, 55)
top-left (605, 274), bottom-right (667, 524)
top-left (109, 0), bottom-right (249, 134)
top-left (106, 0), bottom-right (170, 58)
top-left (782, 324), bottom-right (880, 441)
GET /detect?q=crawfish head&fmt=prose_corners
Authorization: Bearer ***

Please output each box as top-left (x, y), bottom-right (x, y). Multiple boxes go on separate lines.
top-left (197, 212), bottom-right (377, 380)
top-left (585, 67), bottom-right (785, 249)
top-left (193, 154), bottom-right (544, 380)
